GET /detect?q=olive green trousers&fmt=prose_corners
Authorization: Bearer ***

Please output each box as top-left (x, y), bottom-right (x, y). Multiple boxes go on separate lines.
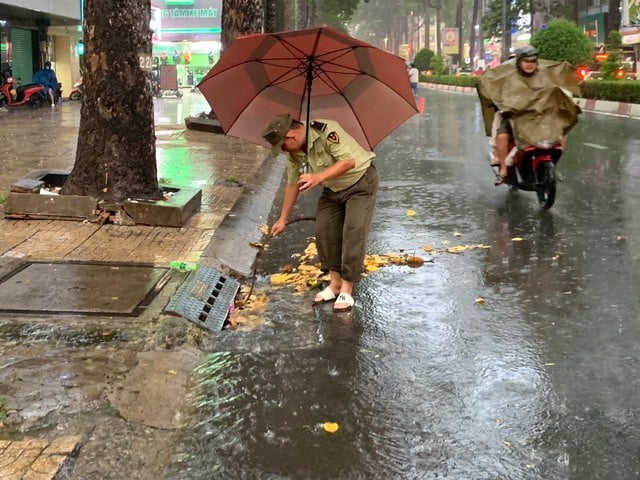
top-left (315, 164), bottom-right (379, 283)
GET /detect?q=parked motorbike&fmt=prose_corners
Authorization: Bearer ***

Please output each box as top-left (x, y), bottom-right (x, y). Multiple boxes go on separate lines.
top-left (69, 76), bottom-right (83, 101)
top-left (0, 76), bottom-right (47, 109)
top-left (491, 141), bottom-right (563, 209)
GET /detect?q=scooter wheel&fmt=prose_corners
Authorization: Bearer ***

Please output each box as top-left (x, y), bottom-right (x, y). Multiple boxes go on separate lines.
top-left (535, 162), bottom-right (556, 209)
top-left (69, 91), bottom-right (81, 101)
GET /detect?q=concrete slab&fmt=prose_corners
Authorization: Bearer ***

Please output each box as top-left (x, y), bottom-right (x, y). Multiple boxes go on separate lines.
top-left (5, 171), bottom-right (202, 227)
top-left (124, 184), bottom-right (202, 227)
top-left (0, 262), bottom-right (169, 315)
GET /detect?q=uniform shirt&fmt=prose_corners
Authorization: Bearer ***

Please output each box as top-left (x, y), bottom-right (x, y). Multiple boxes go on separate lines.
top-left (285, 119), bottom-right (375, 192)
top-left (409, 67), bottom-right (419, 83)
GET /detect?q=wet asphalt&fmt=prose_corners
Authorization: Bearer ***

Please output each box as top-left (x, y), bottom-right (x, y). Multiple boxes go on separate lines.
top-left (2, 89), bottom-right (640, 479)
top-left (165, 89), bottom-right (640, 479)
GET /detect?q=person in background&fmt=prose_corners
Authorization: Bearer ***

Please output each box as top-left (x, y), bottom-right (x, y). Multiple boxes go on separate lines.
top-left (408, 63), bottom-right (420, 96)
top-left (33, 61), bottom-right (59, 108)
top-left (262, 114), bottom-right (378, 312)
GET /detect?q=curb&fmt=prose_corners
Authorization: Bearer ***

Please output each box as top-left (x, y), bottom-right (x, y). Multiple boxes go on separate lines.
top-left (200, 152), bottom-right (285, 279)
top-left (422, 82), bottom-right (640, 120)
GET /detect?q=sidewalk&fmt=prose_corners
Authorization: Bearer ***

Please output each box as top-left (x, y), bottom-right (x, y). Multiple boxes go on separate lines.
top-left (422, 82), bottom-right (640, 120)
top-left (0, 93), bottom-right (284, 479)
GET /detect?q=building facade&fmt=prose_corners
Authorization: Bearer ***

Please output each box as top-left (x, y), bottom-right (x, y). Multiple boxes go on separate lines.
top-left (0, 0), bottom-right (82, 97)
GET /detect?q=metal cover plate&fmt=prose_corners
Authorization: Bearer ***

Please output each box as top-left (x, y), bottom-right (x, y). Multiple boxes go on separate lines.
top-left (0, 262), bottom-right (169, 315)
top-left (164, 266), bottom-right (240, 332)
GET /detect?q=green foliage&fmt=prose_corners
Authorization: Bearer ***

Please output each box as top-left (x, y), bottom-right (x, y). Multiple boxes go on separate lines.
top-left (580, 80), bottom-right (640, 103)
top-left (607, 30), bottom-right (622, 48)
top-left (601, 48), bottom-right (622, 80)
top-left (419, 76), bottom-right (640, 104)
top-left (481, 0), bottom-right (529, 37)
top-left (0, 395), bottom-right (6, 422)
top-left (530, 19), bottom-right (593, 66)
top-left (317, 0), bottom-right (360, 29)
top-left (420, 75), bottom-right (479, 87)
top-left (429, 55), bottom-right (447, 75)
top-left (413, 48), bottom-right (435, 72)
top-left (0, 193), bottom-right (5, 205)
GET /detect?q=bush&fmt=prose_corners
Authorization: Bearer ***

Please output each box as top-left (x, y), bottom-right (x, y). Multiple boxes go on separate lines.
top-left (413, 48), bottom-right (435, 72)
top-left (530, 19), bottom-right (593, 66)
top-left (429, 55), bottom-right (447, 75)
top-left (419, 75), bottom-right (479, 88)
top-left (580, 80), bottom-right (640, 103)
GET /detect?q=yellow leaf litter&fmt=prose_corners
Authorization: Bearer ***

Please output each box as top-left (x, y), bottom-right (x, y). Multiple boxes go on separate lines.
top-left (232, 236), bottom-right (492, 329)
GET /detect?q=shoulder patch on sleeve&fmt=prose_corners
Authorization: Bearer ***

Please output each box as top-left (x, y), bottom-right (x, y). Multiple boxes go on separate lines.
top-left (327, 131), bottom-right (340, 143)
top-left (310, 121), bottom-right (327, 132)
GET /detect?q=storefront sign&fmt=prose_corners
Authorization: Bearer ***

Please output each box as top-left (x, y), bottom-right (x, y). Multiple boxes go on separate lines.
top-left (151, 0), bottom-right (221, 40)
top-left (622, 26), bottom-right (640, 45)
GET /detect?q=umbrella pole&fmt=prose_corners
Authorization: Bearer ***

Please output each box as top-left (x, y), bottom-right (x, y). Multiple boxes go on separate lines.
top-left (301, 56), bottom-right (314, 174)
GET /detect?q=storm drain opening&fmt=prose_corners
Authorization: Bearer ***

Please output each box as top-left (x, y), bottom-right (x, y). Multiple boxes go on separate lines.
top-left (0, 261), bottom-right (170, 316)
top-left (164, 266), bottom-right (240, 333)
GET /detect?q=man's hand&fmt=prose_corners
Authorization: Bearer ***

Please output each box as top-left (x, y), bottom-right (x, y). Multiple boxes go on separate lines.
top-left (297, 173), bottom-right (321, 192)
top-left (271, 218), bottom-right (287, 236)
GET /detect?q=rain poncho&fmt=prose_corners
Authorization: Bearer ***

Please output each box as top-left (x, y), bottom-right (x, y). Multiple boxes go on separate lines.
top-left (32, 67), bottom-right (58, 94)
top-left (476, 59), bottom-right (582, 148)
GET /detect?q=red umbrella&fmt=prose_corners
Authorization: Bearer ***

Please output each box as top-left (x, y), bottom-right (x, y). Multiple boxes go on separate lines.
top-left (197, 26), bottom-right (418, 152)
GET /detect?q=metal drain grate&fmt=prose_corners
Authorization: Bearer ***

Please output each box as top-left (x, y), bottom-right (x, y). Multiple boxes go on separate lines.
top-left (164, 266), bottom-right (240, 332)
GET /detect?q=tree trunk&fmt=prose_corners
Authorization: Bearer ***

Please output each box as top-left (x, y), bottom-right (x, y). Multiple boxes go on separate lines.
top-left (265, 0), bottom-right (277, 33)
top-left (470, 0), bottom-right (480, 64)
top-left (62, 0), bottom-right (161, 201)
top-left (222, 0), bottom-right (264, 48)
top-left (436, 7), bottom-right (442, 56)
top-left (606, 0), bottom-right (621, 37)
top-left (454, 0), bottom-right (463, 66)
top-left (296, 0), bottom-right (307, 28)
top-left (425, 7), bottom-right (430, 51)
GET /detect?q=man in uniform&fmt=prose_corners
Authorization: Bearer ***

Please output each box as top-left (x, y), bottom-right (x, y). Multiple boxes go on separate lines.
top-left (262, 114), bottom-right (378, 312)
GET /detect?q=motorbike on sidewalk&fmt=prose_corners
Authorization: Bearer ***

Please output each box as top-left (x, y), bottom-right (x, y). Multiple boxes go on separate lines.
top-left (0, 75), bottom-right (47, 109)
top-left (491, 141), bottom-right (563, 210)
top-left (69, 76), bottom-right (83, 101)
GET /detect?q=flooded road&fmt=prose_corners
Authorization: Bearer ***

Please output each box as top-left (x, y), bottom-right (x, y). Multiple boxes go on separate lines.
top-left (167, 90), bottom-right (640, 479)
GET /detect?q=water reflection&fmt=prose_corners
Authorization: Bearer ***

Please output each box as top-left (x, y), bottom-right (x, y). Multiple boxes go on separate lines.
top-left (166, 92), bottom-right (640, 478)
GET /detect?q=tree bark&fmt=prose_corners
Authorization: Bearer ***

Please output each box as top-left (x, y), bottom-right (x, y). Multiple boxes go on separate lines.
top-left (470, 0), bottom-right (480, 64)
top-left (296, 0), bottom-right (308, 28)
top-left (606, 0), bottom-right (621, 37)
top-left (222, 0), bottom-right (264, 48)
top-left (62, 0), bottom-right (161, 201)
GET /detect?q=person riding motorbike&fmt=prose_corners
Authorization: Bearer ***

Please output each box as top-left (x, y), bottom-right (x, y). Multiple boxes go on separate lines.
top-left (493, 46), bottom-right (539, 185)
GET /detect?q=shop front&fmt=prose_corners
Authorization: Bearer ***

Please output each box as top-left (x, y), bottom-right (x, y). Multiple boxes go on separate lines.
top-left (150, 0), bottom-right (222, 88)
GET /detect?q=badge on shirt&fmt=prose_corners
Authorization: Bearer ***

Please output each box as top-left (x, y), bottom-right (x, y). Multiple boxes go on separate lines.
top-left (327, 131), bottom-right (340, 143)
top-left (310, 121), bottom-right (326, 132)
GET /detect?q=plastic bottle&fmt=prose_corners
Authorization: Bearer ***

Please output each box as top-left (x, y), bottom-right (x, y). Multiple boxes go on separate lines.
top-left (169, 261), bottom-right (198, 271)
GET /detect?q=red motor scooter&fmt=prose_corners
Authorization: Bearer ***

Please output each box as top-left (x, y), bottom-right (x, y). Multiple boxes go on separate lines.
top-left (491, 141), bottom-right (563, 209)
top-left (0, 76), bottom-right (46, 109)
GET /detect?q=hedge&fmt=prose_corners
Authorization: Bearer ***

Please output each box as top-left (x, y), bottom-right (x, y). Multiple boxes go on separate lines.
top-left (421, 75), bottom-right (640, 104)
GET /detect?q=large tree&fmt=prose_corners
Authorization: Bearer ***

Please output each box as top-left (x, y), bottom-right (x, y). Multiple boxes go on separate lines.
top-left (222, 0), bottom-right (264, 47)
top-left (62, 0), bottom-right (161, 201)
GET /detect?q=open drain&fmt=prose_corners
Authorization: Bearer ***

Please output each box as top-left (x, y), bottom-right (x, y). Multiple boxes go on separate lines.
top-left (164, 266), bottom-right (240, 332)
top-left (0, 261), bottom-right (169, 316)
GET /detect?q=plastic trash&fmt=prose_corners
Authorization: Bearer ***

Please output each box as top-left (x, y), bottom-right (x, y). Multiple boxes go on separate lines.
top-left (169, 261), bottom-right (198, 271)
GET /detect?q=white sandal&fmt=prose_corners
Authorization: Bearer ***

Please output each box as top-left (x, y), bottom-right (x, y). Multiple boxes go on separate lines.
top-left (333, 293), bottom-right (354, 312)
top-left (313, 286), bottom-right (337, 305)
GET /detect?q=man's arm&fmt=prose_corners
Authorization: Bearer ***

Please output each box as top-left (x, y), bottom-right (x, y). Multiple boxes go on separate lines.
top-left (271, 183), bottom-right (300, 236)
top-left (297, 158), bottom-right (355, 192)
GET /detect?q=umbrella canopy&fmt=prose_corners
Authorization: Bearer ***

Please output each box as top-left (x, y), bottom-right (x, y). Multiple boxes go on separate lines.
top-left (197, 26), bottom-right (418, 151)
top-left (477, 59), bottom-right (582, 147)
